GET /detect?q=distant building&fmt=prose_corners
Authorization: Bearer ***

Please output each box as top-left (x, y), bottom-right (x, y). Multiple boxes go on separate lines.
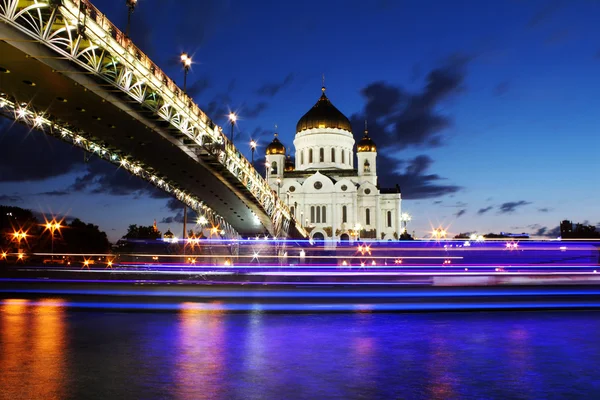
top-left (264, 86), bottom-right (403, 242)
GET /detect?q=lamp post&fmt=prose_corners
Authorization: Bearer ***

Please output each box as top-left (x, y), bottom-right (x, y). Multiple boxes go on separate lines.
top-left (179, 52), bottom-right (192, 240)
top-left (400, 212), bottom-right (411, 234)
top-left (125, 0), bottom-right (137, 38)
top-left (250, 139), bottom-right (257, 167)
top-left (229, 112), bottom-right (237, 143)
top-left (45, 221), bottom-right (61, 260)
top-left (180, 52), bottom-right (192, 93)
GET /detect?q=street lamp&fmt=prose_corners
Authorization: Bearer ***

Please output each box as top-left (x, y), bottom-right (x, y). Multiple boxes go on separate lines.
top-left (180, 52), bottom-right (192, 93)
top-left (179, 52), bottom-right (192, 240)
top-left (125, 0), bottom-right (137, 38)
top-left (44, 221), bottom-right (61, 259)
top-left (250, 139), bottom-right (257, 167)
top-left (229, 112), bottom-right (237, 143)
top-left (400, 212), bottom-right (411, 233)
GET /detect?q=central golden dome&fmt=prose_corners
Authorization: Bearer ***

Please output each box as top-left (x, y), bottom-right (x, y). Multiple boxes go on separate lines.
top-left (296, 87), bottom-right (352, 133)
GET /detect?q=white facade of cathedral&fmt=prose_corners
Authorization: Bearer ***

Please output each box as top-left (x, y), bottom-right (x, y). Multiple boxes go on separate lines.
top-left (265, 87), bottom-right (403, 241)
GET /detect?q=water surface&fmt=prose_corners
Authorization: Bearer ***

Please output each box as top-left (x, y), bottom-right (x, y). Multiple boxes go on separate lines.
top-left (1, 298), bottom-right (599, 399)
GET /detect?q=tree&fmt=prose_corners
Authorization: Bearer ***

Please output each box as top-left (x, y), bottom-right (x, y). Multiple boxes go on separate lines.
top-left (124, 224), bottom-right (162, 240)
top-left (0, 205), bottom-right (41, 251)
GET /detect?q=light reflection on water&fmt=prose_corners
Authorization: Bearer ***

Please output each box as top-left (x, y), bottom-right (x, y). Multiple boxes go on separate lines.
top-left (1, 300), bottom-right (600, 399)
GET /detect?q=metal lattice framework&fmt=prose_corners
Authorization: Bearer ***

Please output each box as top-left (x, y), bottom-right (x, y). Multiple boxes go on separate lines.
top-left (0, 94), bottom-right (239, 238)
top-left (0, 0), bottom-right (305, 238)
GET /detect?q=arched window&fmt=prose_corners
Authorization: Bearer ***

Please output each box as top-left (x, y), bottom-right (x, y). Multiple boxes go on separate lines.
top-left (319, 148), bottom-right (324, 162)
top-left (290, 206), bottom-right (295, 218)
top-left (271, 161), bottom-right (278, 175)
top-left (331, 148), bottom-right (335, 163)
top-left (342, 150), bottom-right (345, 164)
top-left (387, 211), bottom-right (392, 227)
top-left (316, 206), bottom-right (321, 223)
top-left (309, 149), bottom-right (313, 163)
top-left (322, 206), bottom-right (326, 223)
top-left (364, 160), bottom-right (370, 173)
top-left (342, 205), bottom-right (347, 223)
top-left (301, 150), bottom-right (304, 165)
top-left (349, 151), bottom-right (352, 167)
top-left (310, 206), bottom-right (315, 223)
top-left (366, 208), bottom-right (371, 226)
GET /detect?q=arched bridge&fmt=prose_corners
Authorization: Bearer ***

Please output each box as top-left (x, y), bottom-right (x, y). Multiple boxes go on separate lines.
top-left (0, 0), bottom-right (307, 239)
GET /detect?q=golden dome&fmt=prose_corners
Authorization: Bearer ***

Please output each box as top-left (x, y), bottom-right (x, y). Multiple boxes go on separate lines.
top-left (357, 128), bottom-right (377, 152)
top-left (284, 155), bottom-right (295, 171)
top-left (266, 133), bottom-right (285, 155)
top-left (296, 87), bottom-right (352, 133)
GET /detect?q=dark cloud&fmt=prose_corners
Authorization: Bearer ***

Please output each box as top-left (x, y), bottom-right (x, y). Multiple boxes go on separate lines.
top-left (0, 120), bottom-right (85, 182)
top-left (538, 207), bottom-right (551, 213)
top-left (455, 209), bottom-right (467, 218)
top-left (533, 226), bottom-right (561, 238)
top-left (37, 190), bottom-right (70, 197)
top-left (162, 198), bottom-right (197, 224)
top-left (69, 158), bottom-right (169, 199)
top-left (0, 194), bottom-right (22, 203)
top-left (544, 29), bottom-right (571, 46)
top-left (351, 54), bottom-right (469, 151)
top-left (377, 154), bottom-right (461, 199)
top-left (494, 81), bottom-right (510, 96)
top-left (256, 73), bottom-right (294, 97)
top-left (242, 102), bottom-right (269, 119)
top-left (498, 200), bottom-right (531, 214)
top-left (478, 206), bottom-right (493, 215)
top-left (444, 201), bottom-right (467, 208)
top-left (527, 0), bottom-right (565, 28)
top-left (433, 200), bottom-right (442, 205)
top-left (187, 78), bottom-right (211, 98)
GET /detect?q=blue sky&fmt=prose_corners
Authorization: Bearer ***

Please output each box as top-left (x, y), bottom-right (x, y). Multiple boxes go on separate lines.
top-left (1, 0), bottom-right (600, 241)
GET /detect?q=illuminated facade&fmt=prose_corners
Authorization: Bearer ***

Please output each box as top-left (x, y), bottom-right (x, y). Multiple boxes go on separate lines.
top-left (265, 87), bottom-right (403, 241)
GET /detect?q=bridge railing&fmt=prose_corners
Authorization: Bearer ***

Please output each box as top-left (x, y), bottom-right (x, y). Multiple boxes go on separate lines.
top-left (0, 0), bottom-right (307, 238)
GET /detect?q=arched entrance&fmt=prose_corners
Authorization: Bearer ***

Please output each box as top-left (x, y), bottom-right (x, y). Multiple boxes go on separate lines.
top-left (312, 232), bottom-right (325, 242)
top-left (340, 233), bottom-right (350, 241)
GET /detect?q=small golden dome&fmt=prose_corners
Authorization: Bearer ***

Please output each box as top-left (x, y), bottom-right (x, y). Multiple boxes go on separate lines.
top-left (266, 133), bottom-right (285, 155)
top-left (357, 128), bottom-right (377, 152)
top-left (296, 87), bottom-right (352, 133)
top-left (284, 155), bottom-right (295, 171)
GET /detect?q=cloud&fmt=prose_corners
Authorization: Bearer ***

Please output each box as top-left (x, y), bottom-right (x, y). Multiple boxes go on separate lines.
top-left (527, 0), bottom-right (565, 28)
top-left (162, 198), bottom-right (197, 225)
top-left (256, 73), bottom-right (294, 97)
top-left (477, 206), bottom-right (493, 215)
top-left (242, 102), bottom-right (269, 119)
top-left (69, 158), bottom-right (169, 199)
top-left (455, 209), bottom-right (467, 218)
top-left (0, 194), bottom-right (22, 203)
top-left (538, 207), bottom-right (551, 213)
top-left (444, 201), bottom-right (467, 208)
top-left (494, 81), bottom-right (510, 96)
top-left (533, 225), bottom-right (561, 238)
top-left (377, 154), bottom-right (461, 199)
top-left (498, 200), bottom-right (531, 214)
top-left (186, 77), bottom-right (211, 98)
top-left (433, 200), bottom-right (442, 205)
top-left (37, 190), bottom-right (70, 197)
top-left (0, 121), bottom-right (85, 182)
top-left (351, 53), bottom-right (469, 151)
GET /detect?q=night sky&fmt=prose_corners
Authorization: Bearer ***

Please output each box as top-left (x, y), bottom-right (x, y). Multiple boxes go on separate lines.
top-left (1, 0), bottom-right (599, 242)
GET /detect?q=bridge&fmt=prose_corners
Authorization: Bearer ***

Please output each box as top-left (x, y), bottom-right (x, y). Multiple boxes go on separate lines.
top-left (0, 0), bottom-right (307, 239)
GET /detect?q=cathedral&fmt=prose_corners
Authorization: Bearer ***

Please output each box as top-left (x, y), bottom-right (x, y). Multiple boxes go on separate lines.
top-left (265, 86), bottom-right (403, 242)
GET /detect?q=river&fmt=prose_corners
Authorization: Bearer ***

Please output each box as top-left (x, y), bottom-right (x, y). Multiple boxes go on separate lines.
top-left (0, 298), bottom-right (599, 399)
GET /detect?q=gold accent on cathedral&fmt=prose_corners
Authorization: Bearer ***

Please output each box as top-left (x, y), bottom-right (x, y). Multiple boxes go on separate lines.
top-left (357, 122), bottom-right (377, 152)
top-left (266, 132), bottom-right (286, 155)
top-left (296, 86), bottom-right (352, 133)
